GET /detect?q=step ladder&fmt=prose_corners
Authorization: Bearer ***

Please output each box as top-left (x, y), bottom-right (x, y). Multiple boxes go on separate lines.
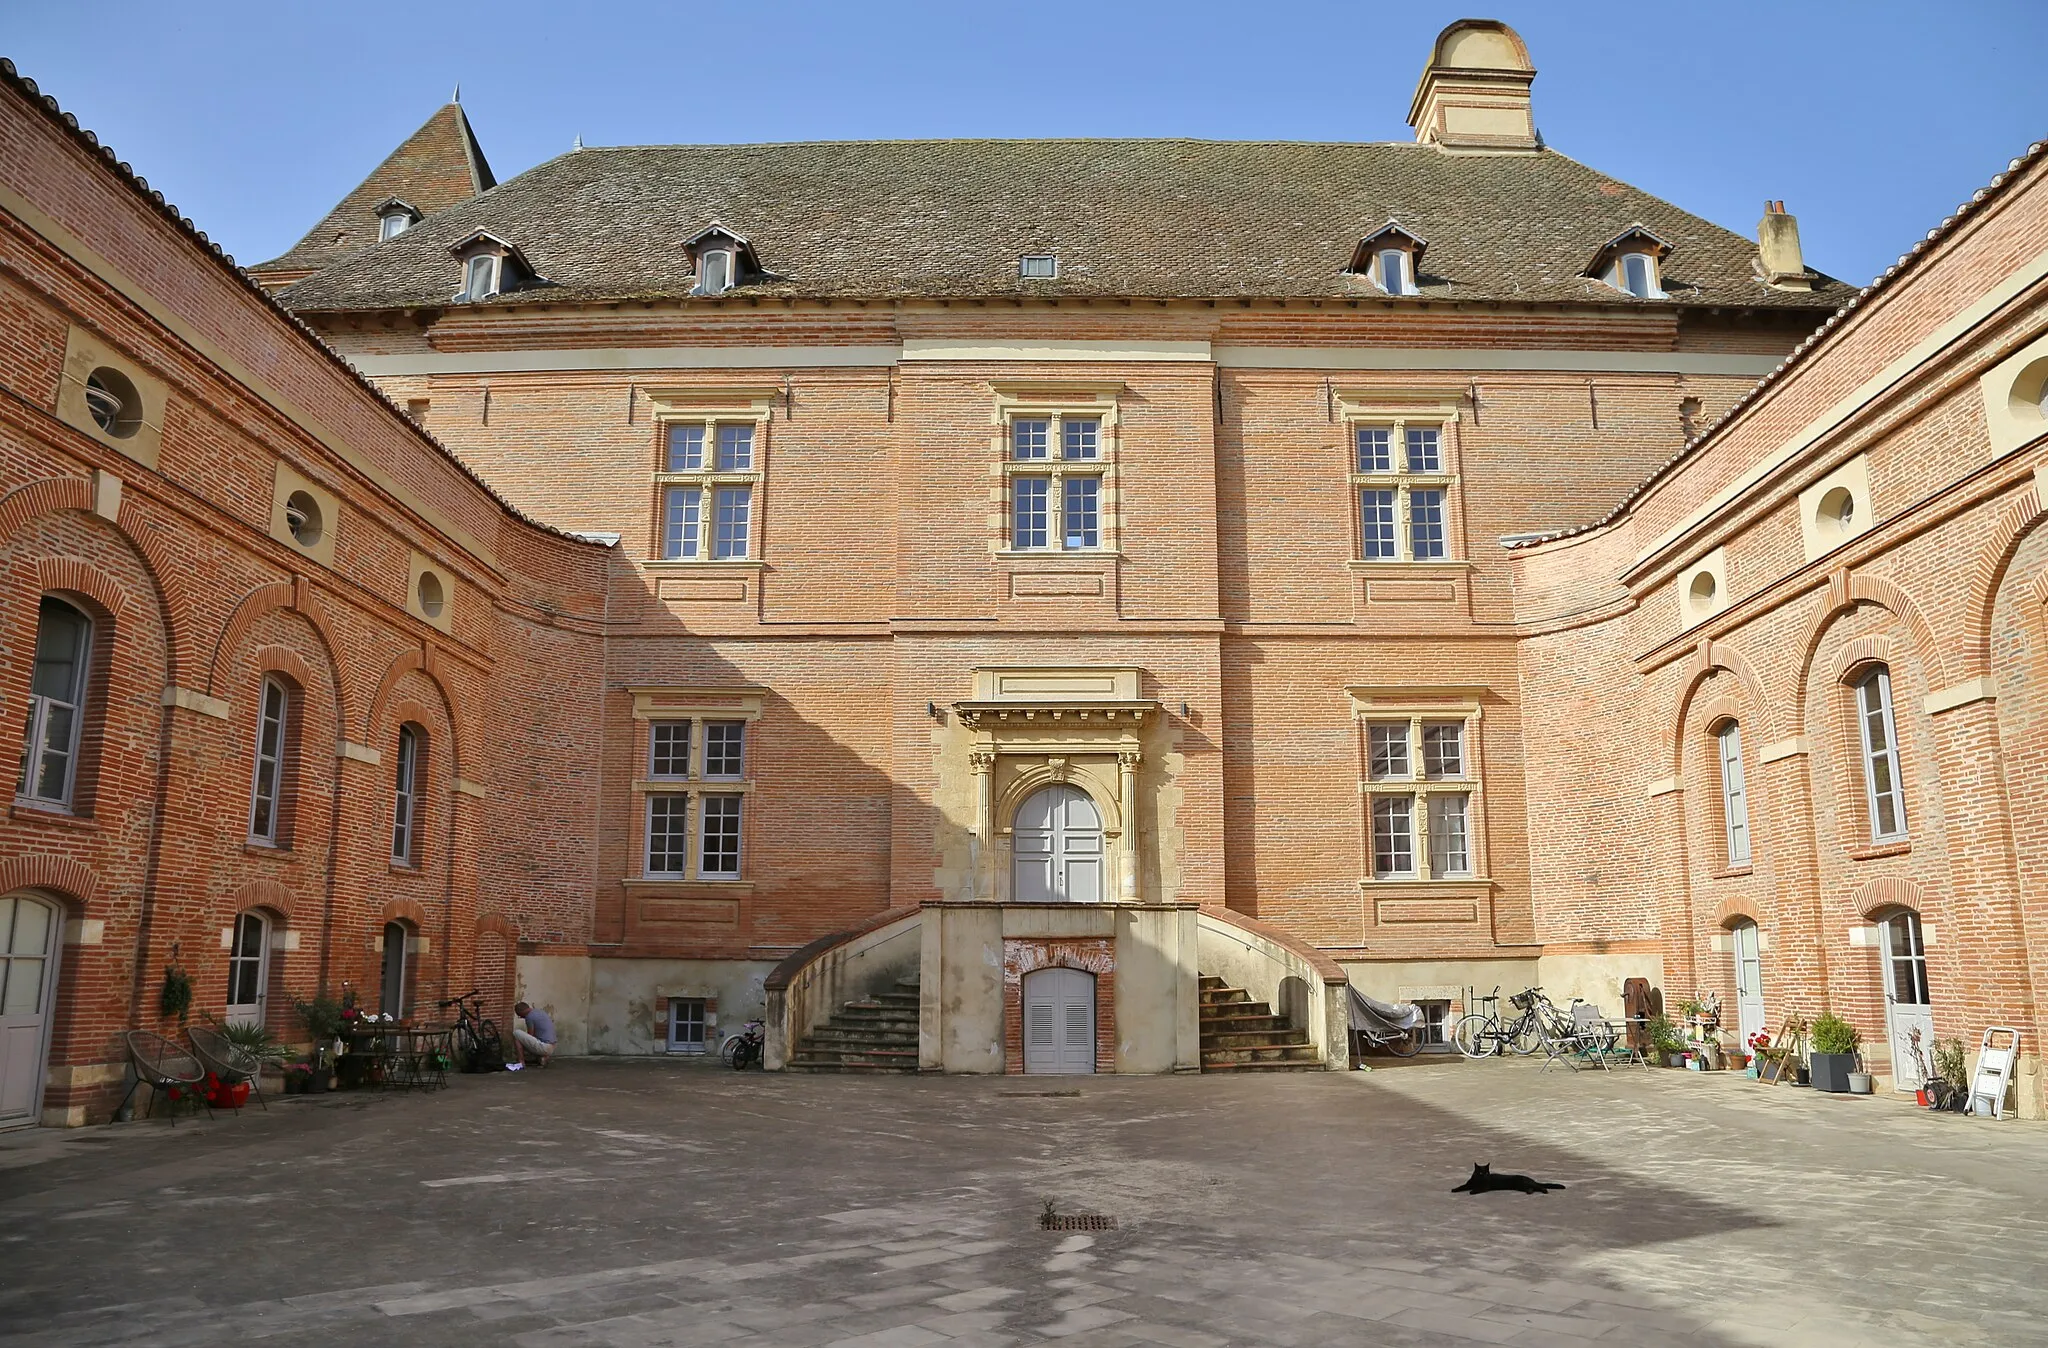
top-left (1969, 1026), bottom-right (2022, 1119)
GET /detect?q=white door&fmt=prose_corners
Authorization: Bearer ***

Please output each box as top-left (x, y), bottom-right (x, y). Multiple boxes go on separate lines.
top-left (1732, 920), bottom-right (1766, 1047)
top-left (1012, 785), bottom-right (1103, 903)
top-left (1, 894), bottom-right (61, 1129)
top-left (225, 911), bottom-right (269, 1029)
top-left (1022, 967), bottom-right (1096, 1074)
top-left (1881, 910), bottom-right (1934, 1091)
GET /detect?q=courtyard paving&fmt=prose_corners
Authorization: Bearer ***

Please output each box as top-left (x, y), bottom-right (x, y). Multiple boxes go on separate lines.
top-left (1, 1057), bottom-right (2044, 1347)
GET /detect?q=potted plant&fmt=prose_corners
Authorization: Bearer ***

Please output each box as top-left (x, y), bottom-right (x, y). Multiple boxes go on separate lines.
top-left (293, 994), bottom-right (344, 1093)
top-left (1808, 1012), bottom-right (1860, 1093)
top-left (1931, 1036), bottom-right (1969, 1110)
top-left (1646, 1013), bottom-right (1686, 1066)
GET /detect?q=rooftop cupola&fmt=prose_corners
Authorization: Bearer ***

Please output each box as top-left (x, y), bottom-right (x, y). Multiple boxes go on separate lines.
top-left (1407, 19), bottom-right (1540, 154)
top-left (1756, 200), bottom-right (1815, 291)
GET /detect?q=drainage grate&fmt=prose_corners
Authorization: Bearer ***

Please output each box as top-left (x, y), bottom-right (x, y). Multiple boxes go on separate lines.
top-left (1039, 1213), bottom-right (1117, 1231)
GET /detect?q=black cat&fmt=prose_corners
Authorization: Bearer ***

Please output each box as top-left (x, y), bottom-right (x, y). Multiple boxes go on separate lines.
top-left (1451, 1162), bottom-right (1566, 1195)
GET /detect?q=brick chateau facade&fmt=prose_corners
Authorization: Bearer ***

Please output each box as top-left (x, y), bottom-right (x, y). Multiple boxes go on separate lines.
top-left (5, 21), bottom-right (2047, 1122)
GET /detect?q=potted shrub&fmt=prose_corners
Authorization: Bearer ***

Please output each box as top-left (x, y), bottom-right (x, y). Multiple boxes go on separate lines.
top-left (293, 994), bottom-right (344, 1093)
top-left (1808, 1012), bottom-right (1860, 1093)
top-left (1646, 1013), bottom-right (1686, 1066)
top-left (1931, 1037), bottom-right (1969, 1110)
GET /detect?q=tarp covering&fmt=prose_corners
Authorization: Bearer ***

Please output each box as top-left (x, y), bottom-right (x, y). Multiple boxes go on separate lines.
top-left (1348, 986), bottom-right (1422, 1035)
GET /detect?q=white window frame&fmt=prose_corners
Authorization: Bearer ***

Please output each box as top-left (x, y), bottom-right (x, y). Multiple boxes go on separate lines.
top-left (666, 997), bottom-right (709, 1052)
top-left (1378, 247), bottom-right (1413, 295)
top-left (1344, 403), bottom-right (1460, 565)
top-left (1019, 254), bottom-right (1058, 279)
top-left (1716, 721), bottom-right (1751, 865)
top-left (698, 793), bottom-right (744, 877)
top-left (1608, 250), bottom-right (1665, 299)
top-left (697, 249), bottom-right (734, 295)
top-left (1855, 667), bottom-right (1908, 841)
top-left (649, 720), bottom-right (691, 779)
top-left (461, 253), bottom-right (499, 301)
top-left (653, 407), bottom-right (767, 563)
top-left (702, 721), bottom-right (745, 780)
top-left (248, 676), bottom-right (289, 845)
top-left (993, 390), bottom-right (1120, 557)
top-left (18, 596), bottom-right (93, 809)
top-left (391, 724), bottom-right (421, 865)
top-left (1354, 692), bottom-right (1487, 886)
top-left (645, 793), bottom-right (692, 877)
top-left (225, 911), bottom-right (270, 1028)
top-left (628, 688), bottom-right (763, 881)
top-left (379, 211), bottom-right (412, 241)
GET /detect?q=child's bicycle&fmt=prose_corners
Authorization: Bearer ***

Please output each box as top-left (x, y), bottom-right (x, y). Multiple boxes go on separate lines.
top-left (721, 1019), bottom-right (765, 1069)
top-left (438, 990), bottom-right (505, 1073)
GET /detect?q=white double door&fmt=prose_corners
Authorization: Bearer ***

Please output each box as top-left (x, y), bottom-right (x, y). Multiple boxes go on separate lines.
top-left (1732, 920), bottom-right (1766, 1047)
top-left (1022, 966), bottom-right (1096, 1074)
top-left (1, 894), bottom-right (61, 1129)
top-left (1881, 910), bottom-right (1935, 1091)
top-left (1013, 785), bottom-right (1103, 903)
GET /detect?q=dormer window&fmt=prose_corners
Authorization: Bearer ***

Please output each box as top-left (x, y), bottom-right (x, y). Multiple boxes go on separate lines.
top-left (375, 197), bottom-right (421, 242)
top-left (1347, 221), bottom-right (1427, 297)
top-left (684, 223), bottom-right (761, 298)
top-left (1586, 225), bottom-right (1671, 300)
top-left (448, 229), bottom-right (531, 303)
top-left (1020, 255), bottom-right (1058, 280)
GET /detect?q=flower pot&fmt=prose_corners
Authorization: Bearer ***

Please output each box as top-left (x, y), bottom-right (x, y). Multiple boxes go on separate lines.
top-left (1666, 1053), bottom-right (1685, 1067)
top-left (1915, 1087), bottom-right (1930, 1106)
top-left (1809, 1053), bottom-right (1855, 1094)
top-left (303, 1069), bottom-right (329, 1095)
top-left (1847, 1072), bottom-right (1873, 1095)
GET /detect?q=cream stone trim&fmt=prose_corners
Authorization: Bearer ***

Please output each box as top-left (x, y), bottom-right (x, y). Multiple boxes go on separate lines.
top-left (347, 347), bottom-right (902, 377)
top-left (990, 389), bottom-right (1122, 557)
top-left (1924, 675), bottom-right (1998, 715)
top-left (908, 339), bottom-right (1210, 363)
top-left (1633, 242), bottom-right (2048, 570)
top-left (1760, 735), bottom-right (1811, 763)
top-left (339, 740), bottom-right (384, 764)
top-left (43, 1061), bottom-right (126, 1089)
top-left (634, 779), bottom-right (753, 794)
top-left (452, 777), bottom-right (487, 798)
top-left (270, 460), bottom-right (341, 567)
top-left (1645, 775), bottom-right (1681, 797)
top-left (1796, 454), bottom-right (1874, 563)
top-left (1978, 327), bottom-right (2048, 459)
top-left (63, 918), bottom-right (104, 946)
top-left (55, 325), bottom-right (167, 469)
top-left (1218, 347), bottom-right (1786, 376)
top-left (406, 552), bottom-right (455, 633)
top-left (0, 181), bottom-right (502, 569)
top-left (91, 469), bottom-right (122, 521)
top-left (973, 667), bottom-right (1143, 702)
top-left (281, 930), bottom-right (303, 951)
top-left (1345, 685), bottom-right (1488, 719)
top-left (1676, 547), bottom-right (1729, 630)
top-left (629, 687), bottom-right (767, 721)
top-left (161, 686), bottom-right (229, 719)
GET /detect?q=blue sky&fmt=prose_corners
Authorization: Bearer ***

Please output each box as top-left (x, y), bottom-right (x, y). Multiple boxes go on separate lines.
top-left (6, 1), bottom-right (2045, 284)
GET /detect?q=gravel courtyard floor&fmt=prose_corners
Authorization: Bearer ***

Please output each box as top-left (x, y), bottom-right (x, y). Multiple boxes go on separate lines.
top-left (1, 1057), bottom-right (2043, 1347)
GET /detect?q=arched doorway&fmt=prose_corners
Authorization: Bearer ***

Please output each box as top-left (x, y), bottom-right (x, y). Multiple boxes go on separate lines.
top-left (1879, 908), bottom-right (1933, 1091)
top-left (225, 911), bottom-right (271, 1029)
top-left (1, 893), bottom-right (63, 1129)
top-left (380, 921), bottom-right (411, 1018)
top-left (1730, 920), bottom-right (1765, 1048)
top-left (1021, 967), bottom-right (1096, 1074)
top-left (1013, 785), bottom-right (1103, 903)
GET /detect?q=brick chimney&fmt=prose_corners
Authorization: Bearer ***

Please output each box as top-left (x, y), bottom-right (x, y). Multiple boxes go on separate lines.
top-left (1756, 201), bottom-right (1814, 291)
top-left (1408, 19), bottom-right (1540, 154)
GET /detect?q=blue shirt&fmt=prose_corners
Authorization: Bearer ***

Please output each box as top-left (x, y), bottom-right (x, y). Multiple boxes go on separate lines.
top-left (521, 1007), bottom-right (556, 1045)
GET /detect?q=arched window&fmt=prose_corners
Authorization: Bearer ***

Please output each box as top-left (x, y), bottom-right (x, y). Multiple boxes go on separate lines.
top-left (18, 596), bottom-right (93, 807)
top-left (1715, 720), bottom-right (1750, 865)
top-left (1378, 248), bottom-right (1412, 295)
top-left (1854, 667), bottom-right (1907, 841)
top-left (248, 677), bottom-right (290, 845)
top-left (226, 911), bottom-right (271, 1028)
top-left (697, 249), bottom-right (733, 296)
top-left (391, 724), bottom-right (424, 864)
top-left (462, 253), bottom-right (498, 301)
top-left (1621, 252), bottom-right (1657, 298)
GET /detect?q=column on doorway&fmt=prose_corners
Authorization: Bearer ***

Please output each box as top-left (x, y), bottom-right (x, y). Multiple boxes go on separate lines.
top-left (1117, 750), bottom-right (1140, 901)
top-left (970, 750), bottom-right (995, 901)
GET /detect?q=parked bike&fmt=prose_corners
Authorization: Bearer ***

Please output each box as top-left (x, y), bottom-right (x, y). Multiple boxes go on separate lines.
top-left (721, 1019), bottom-right (765, 1070)
top-left (437, 989), bottom-right (504, 1073)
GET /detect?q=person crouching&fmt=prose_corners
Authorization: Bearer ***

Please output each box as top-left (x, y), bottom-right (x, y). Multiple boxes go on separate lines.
top-left (512, 1001), bottom-right (556, 1068)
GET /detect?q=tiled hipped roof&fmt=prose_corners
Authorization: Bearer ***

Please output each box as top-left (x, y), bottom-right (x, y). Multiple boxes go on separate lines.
top-left (251, 102), bottom-right (495, 278)
top-left (274, 138), bottom-right (1850, 312)
top-left (0, 60), bottom-right (593, 547)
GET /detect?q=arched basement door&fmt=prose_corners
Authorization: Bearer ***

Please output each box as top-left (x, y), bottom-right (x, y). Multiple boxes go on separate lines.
top-left (1, 893), bottom-right (62, 1128)
top-left (1013, 784), bottom-right (1103, 903)
top-left (1022, 967), bottom-right (1096, 1074)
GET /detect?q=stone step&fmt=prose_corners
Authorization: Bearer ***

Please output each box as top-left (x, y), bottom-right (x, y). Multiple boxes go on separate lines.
top-left (788, 1048), bottom-right (918, 1068)
top-left (785, 1060), bottom-right (920, 1073)
top-left (1198, 1012), bottom-right (1288, 1033)
top-left (1201, 1043), bottom-right (1321, 1065)
top-left (832, 1007), bottom-right (920, 1025)
top-left (844, 995), bottom-right (920, 1011)
top-left (1198, 975), bottom-right (1227, 988)
top-left (1199, 989), bottom-right (1252, 1006)
top-left (805, 1026), bottom-right (918, 1046)
top-left (1202, 1030), bottom-right (1314, 1050)
top-left (1197, 1057), bottom-right (1325, 1072)
top-left (1199, 997), bottom-right (1273, 1018)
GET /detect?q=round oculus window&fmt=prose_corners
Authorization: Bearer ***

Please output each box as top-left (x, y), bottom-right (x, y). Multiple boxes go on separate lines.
top-left (284, 490), bottom-right (324, 547)
top-left (1817, 486), bottom-right (1856, 535)
top-left (417, 570), bottom-right (446, 618)
top-left (1688, 571), bottom-right (1718, 607)
top-left (83, 368), bottom-right (142, 438)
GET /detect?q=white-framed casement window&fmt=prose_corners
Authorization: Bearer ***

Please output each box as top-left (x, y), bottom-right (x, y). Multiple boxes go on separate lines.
top-left (1414, 999), bottom-right (1452, 1048)
top-left (655, 412), bottom-right (765, 562)
top-left (632, 689), bottom-right (762, 881)
top-left (1347, 410), bottom-right (1458, 563)
top-left (992, 388), bottom-right (1120, 556)
top-left (247, 676), bottom-right (290, 845)
top-left (1715, 721), bottom-right (1751, 865)
top-left (225, 910), bottom-right (270, 1028)
top-left (1855, 666), bottom-right (1908, 841)
top-left (391, 723), bottom-right (423, 865)
top-left (1377, 247), bottom-right (1415, 296)
top-left (460, 253), bottom-right (500, 301)
top-left (667, 997), bottom-right (709, 1052)
top-left (18, 595), bottom-right (93, 809)
top-left (1358, 700), bottom-right (1483, 883)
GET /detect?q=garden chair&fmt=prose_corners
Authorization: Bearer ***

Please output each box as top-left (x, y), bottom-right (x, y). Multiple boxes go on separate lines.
top-left (187, 1024), bottom-right (268, 1113)
top-left (112, 1030), bottom-right (209, 1125)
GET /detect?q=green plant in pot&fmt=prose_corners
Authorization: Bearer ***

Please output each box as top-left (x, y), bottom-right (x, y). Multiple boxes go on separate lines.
top-left (292, 994), bottom-right (344, 1092)
top-left (1808, 1011), bottom-right (1861, 1093)
top-left (1646, 1013), bottom-right (1686, 1065)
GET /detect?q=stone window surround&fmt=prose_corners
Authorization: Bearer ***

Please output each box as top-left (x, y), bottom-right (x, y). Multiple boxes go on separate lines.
top-left (647, 389), bottom-right (774, 566)
top-left (1338, 390), bottom-right (1465, 567)
top-left (988, 382), bottom-right (1122, 558)
top-left (1349, 685), bottom-right (1490, 889)
top-left (628, 686), bottom-right (764, 884)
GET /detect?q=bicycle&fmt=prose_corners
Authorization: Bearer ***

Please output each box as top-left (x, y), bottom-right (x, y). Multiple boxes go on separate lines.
top-left (438, 989), bottom-right (504, 1073)
top-left (1454, 987), bottom-right (1547, 1058)
top-left (720, 1019), bottom-right (765, 1070)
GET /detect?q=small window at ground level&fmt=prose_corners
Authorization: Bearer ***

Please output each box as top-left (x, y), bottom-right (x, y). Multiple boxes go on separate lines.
top-left (667, 998), bottom-right (708, 1052)
top-left (1415, 999), bottom-right (1451, 1048)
